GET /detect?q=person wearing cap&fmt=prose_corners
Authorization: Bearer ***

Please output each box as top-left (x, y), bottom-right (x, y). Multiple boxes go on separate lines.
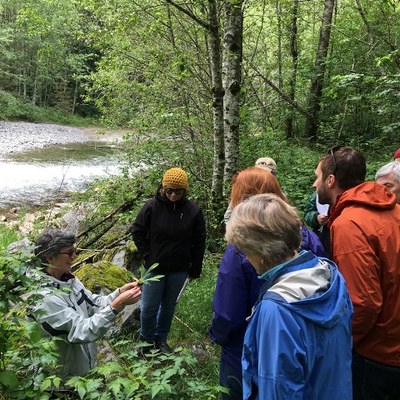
top-left (131, 167), bottom-right (206, 353)
top-left (224, 157), bottom-right (277, 224)
top-left (254, 157), bottom-right (277, 175)
top-left (394, 148), bottom-right (400, 162)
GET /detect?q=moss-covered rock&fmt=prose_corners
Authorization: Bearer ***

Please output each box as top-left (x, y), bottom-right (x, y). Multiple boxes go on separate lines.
top-left (75, 260), bottom-right (133, 293)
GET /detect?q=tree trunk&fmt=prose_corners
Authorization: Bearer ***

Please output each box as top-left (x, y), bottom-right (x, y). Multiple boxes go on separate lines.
top-left (304, 0), bottom-right (335, 141)
top-left (275, 0), bottom-right (283, 91)
top-left (165, 0), bottom-right (226, 202)
top-left (207, 0), bottom-right (225, 202)
top-left (222, 0), bottom-right (243, 187)
top-left (285, 0), bottom-right (299, 139)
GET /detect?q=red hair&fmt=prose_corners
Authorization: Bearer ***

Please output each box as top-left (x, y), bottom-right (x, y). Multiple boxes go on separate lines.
top-left (230, 167), bottom-right (287, 209)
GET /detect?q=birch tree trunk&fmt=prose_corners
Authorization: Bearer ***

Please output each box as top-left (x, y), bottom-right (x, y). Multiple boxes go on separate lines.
top-left (285, 0), bottom-right (299, 139)
top-left (165, 0), bottom-right (225, 203)
top-left (304, 0), bottom-right (335, 141)
top-left (222, 0), bottom-right (243, 187)
top-left (208, 0), bottom-right (225, 202)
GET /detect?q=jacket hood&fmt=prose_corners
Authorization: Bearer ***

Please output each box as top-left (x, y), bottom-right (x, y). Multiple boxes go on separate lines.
top-left (329, 181), bottom-right (396, 226)
top-left (260, 252), bottom-right (352, 329)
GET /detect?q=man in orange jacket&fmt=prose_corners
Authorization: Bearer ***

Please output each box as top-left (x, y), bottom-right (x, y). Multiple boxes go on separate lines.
top-left (313, 146), bottom-right (400, 400)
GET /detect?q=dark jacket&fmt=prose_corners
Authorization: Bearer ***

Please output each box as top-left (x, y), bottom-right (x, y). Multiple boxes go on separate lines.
top-left (131, 188), bottom-right (206, 278)
top-left (304, 191), bottom-right (319, 230)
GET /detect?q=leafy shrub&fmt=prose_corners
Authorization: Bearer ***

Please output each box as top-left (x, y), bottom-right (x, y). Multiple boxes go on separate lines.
top-left (0, 253), bottom-right (59, 399)
top-left (67, 342), bottom-right (225, 399)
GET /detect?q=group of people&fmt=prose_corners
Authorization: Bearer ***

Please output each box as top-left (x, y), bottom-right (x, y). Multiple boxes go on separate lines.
top-left (210, 147), bottom-right (400, 400)
top-left (29, 146), bottom-right (400, 400)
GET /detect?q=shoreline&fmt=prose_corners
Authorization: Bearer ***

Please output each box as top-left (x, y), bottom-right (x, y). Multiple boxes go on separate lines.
top-left (0, 121), bottom-right (127, 158)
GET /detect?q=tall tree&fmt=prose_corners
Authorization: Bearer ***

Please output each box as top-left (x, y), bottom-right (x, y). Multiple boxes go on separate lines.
top-left (164, 0), bottom-right (225, 203)
top-left (304, 0), bottom-right (335, 141)
top-left (222, 0), bottom-right (243, 185)
top-left (285, 0), bottom-right (299, 139)
top-left (207, 0), bottom-right (225, 201)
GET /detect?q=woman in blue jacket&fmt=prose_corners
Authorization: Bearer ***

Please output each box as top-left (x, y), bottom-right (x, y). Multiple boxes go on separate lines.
top-left (225, 193), bottom-right (353, 400)
top-left (209, 167), bottom-right (326, 399)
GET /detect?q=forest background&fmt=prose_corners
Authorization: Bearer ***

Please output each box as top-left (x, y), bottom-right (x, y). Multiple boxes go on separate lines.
top-left (0, 0), bottom-right (399, 398)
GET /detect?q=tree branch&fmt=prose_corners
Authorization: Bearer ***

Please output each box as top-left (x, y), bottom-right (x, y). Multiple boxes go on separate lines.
top-left (250, 63), bottom-right (313, 120)
top-left (165, 0), bottom-right (210, 30)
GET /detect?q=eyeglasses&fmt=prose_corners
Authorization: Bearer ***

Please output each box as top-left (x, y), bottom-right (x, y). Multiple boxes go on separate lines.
top-left (328, 146), bottom-right (342, 175)
top-left (59, 248), bottom-right (77, 257)
top-left (165, 188), bottom-right (185, 195)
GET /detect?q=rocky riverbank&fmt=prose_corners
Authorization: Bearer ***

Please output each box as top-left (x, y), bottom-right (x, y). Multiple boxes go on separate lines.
top-left (0, 121), bottom-right (126, 158)
top-left (0, 121), bottom-right (91, 157)
top-left (0, 121), bottom-right (126, 220)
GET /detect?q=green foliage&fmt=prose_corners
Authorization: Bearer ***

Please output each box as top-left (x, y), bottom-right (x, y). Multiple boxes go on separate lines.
top-left (239, 130), bottom-right (321, 213)
top-left (67, 342), bottom-right (225, 399)
top-left (0, 225), bottom-right (20, 253)
top-left (172, 253), bottom-right (219, 342)
top-left (0, 89), bottom-right (97, 125)
top-left (0, 252), bottom-right (59, 399)
top-left (134, 264), bottom-right (164, 286)
top-left (169, 253), bottom-right (221, 385)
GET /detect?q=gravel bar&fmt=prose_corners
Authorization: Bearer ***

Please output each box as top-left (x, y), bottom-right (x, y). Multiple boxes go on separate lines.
top-left (0, 121), bottom-right (90, 157)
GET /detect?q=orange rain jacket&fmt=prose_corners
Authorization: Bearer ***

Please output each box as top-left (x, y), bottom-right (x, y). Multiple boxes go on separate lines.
top-left (329, 181), bottom-right (400, 366)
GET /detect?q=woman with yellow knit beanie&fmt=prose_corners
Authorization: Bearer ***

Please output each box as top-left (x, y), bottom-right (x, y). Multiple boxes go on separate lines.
top-left (131, 167), bottom-right (206, 353)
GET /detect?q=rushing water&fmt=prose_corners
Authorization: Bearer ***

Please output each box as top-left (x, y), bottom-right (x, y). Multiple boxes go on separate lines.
top-left (0, 141), bottom-right (124, 209)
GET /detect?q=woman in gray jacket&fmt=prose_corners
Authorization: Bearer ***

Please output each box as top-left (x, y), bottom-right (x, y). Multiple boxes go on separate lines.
top-left (32, 228), bottom-right (141, 380)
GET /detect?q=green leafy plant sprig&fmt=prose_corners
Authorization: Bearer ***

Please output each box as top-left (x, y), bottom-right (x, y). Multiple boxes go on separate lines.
top-left (133, 263), bottom-right (164, 286)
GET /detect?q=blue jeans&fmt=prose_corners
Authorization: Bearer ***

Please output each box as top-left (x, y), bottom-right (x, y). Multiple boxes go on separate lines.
top-left (353, 352), bottom-right (400, 400)
top-left (140, 271), bottom-right (188, 343)
top-left (220, 355), bottom-right (243, 400)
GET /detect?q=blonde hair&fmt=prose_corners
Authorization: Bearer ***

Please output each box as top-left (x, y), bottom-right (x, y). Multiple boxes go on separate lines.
top-left (226, 194), bottom-right (301, 273)
top-left (230, 167), bottom-right (286, 210)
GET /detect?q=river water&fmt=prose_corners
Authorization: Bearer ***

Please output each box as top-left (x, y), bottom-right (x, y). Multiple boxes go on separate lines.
top-left (0, 122), bottom-right (125, 211)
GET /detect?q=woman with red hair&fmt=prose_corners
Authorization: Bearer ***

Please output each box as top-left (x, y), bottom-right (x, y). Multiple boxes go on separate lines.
top-left (209, 167), bottom-right (325, 400)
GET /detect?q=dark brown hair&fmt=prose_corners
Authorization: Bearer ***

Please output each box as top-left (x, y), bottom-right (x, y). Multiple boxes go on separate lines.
top-left (320, 146), bottom-right (366, 191)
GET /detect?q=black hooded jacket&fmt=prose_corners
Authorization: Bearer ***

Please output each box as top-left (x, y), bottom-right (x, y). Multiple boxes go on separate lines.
top-left (131, 188), bottom-right (206, 278)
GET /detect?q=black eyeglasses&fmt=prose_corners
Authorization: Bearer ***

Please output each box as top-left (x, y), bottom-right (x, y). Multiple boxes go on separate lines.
top-left (59, 248), bottom-right (77, 257)
top-left (328, 146), bottom-right (342, 175)
top-left (165, 188), bottom-right (185, 195)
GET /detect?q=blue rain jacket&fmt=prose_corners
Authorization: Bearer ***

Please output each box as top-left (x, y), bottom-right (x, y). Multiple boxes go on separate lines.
top-left (242, 251), bottom-right (353, 400)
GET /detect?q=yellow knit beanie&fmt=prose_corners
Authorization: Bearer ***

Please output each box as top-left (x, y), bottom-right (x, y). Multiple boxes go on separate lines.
top-left (162, 167), bottom-right (189, 189)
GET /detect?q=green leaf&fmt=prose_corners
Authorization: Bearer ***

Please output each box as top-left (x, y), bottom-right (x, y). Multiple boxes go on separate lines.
top-left (0, 370), bottom-right (19, 387)
top-left (40, 378), bottom-right (52, 392)
top-left (77, 385), bottom-right (87, 399)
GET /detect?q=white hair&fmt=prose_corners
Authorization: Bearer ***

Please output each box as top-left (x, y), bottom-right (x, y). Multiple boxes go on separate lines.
top-left (375, 161), bottom-right (400, 182)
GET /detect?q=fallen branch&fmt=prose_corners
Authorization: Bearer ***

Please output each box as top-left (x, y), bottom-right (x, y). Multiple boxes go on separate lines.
top-left (77, 199), bottom-right (134, 239)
